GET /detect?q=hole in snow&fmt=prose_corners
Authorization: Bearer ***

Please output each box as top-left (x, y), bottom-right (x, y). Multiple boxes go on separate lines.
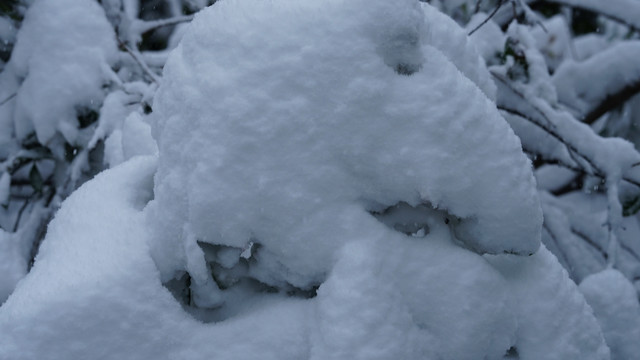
top-left (370, 201), bottom-right (451, 237)
top-left (378, 31), bottom-right (424, 76)
top-left (395, 63), bottom-right (419, 76)
top-left (504, 346), bottom-right (519, 359)
top-left (162, 240), bottom-right (320, 323)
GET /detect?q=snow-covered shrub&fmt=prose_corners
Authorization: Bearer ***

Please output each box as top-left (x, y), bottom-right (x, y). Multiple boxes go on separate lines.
top-left (0, 0), bottom-right (194, 302)
top-left (0, 0), bottom-right (118, 302)
top-left (0, 0), bottom-right (616, 359)
top-left (448, 0), bottom-right (640, 293)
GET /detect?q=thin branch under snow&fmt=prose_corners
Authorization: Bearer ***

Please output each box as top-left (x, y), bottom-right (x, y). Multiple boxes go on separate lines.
top-left (131, 15), bottom-right (194, 35)
top-left (501, 106), bottom-right (640, 189)
top-left (583, 81), bottom-right (640, 125)
top-left (118, 40), bottom-right (161, 84)
top-left (468, 0), bottom-right (506, 36)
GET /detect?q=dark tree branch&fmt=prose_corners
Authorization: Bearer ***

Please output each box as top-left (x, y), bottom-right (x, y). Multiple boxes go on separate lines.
top-left (583, 80), bottom-right (640, 125)
top-left (469, 0), bottom-right (505, 36)
top-left (0, 92), bottom-right (16, 106)
top-left (571, 227), bottom-right (608, 262)
top-left (134, 15), bottom-right (194, 35)
top-left (13, 192), bottom-right (35, 232)
top-left (118, 39), bottom-right (160, 84)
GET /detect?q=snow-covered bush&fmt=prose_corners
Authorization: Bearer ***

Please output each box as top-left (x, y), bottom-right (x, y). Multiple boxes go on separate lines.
top-left (0, 0), bottom-right (196, 302)
top-left (1, 0), bottom-right (640, 358)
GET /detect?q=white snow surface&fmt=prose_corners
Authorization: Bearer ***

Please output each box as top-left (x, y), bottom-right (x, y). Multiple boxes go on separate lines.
top-left (149, 0), bottom-right (542, 293)
top-left (580, 269), bottom-right (640, 360)
top-left (0, 157), bottom-right (608, 359)
top-left (0, 157), bottom-right (309, 360)
top-left (0, 1), bottom-right (613, 359)
top-left (486, 247), bottom-right (610, 360)
top-left (0, 0), bottom-right (116, 144)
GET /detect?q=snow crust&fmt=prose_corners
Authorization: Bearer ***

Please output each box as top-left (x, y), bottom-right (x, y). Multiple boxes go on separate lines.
top-left (580, 269), bottom-right (640, 360)
top-left (0, 0), bottom-right (117, 144)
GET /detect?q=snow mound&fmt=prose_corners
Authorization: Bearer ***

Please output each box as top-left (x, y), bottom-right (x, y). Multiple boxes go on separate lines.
top-left (0, 157), bottom-right (311, 360)
top-left (0, 1), bottom-right (610, 359)
top-left (312, 210), bottom-right (517, 360)
top-left (580, 269), bottom-right (640, 360)
top-left (149, 0), bottom-right (542, 293)
top-left (0, 0), bottom-right (117, 144)
top-left (0, 157), bottom-right (606, 359)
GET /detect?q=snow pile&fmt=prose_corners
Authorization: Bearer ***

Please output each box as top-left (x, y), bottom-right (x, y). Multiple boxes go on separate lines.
top-left (0, 158), bottom-right (311, 359)
top-left (150, 0), bottom-right (542, 296)
top-left (580, 269), bottom-right (640, 360)
top-left (0, 0), bottom-right (117, 144)
top-left (0, 1), bottom-right (612, 359)
top-left (0, 159), bottom-right (609, 359)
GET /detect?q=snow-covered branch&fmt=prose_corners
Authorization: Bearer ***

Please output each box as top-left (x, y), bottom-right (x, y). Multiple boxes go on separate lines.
top-left (553, 42), bottom-right (640, 124)
top-left (545, 0), bottom-right (640, 32)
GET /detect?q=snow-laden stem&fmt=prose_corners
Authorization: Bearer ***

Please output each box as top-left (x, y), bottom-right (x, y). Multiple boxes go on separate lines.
top-left (493, 73), bottom-right (640, 188)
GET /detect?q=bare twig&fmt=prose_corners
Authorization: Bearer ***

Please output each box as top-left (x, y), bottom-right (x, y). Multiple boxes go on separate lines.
top-left (13, 193), bottom-right (35, 232)
top-left (0, 92), bottom-right (16, 107)
top-left (118, 39), bottom-right (161, 84)
top-left (134, 15), bottom-right (194, 35)
top-left (469, 0), bottom-right (505, 36)
top-left (474, 0), bottom-right (485, 14)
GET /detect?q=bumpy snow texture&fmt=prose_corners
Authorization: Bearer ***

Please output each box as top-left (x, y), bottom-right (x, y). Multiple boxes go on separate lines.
top-left (0, 0), bottom-right (117, 303)
top-left (0, 0), bottom-right (610, 359)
